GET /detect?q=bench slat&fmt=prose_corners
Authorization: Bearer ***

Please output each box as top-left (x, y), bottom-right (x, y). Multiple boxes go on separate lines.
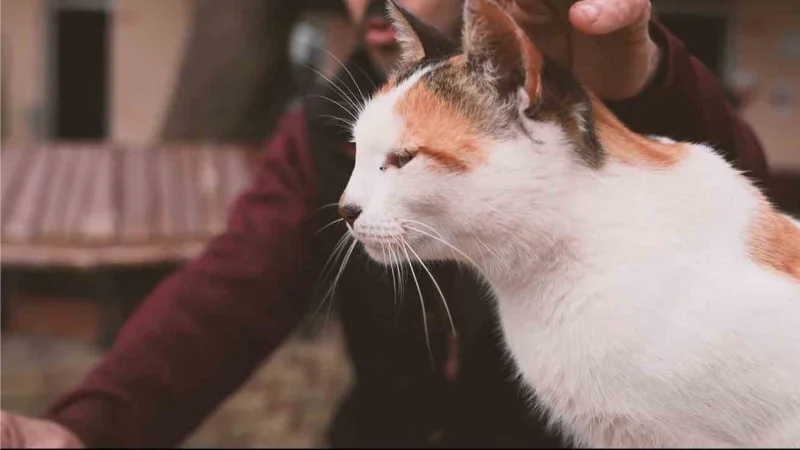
top-left (2, 145), bottom-right (256, 268)
top-left (121, 148), bottom-right (152, 241)
top-left (199, 145), bottom-right (223, 235)
top-left (3, 148), bottom-right (52, 242)
top-left (180, 146), bottom-right (202, 237)
top-left (62, 147), bottom-right (97, 237)
top-left (155, 147), bottom-right (181, 238)
top-left (77, 149), bottom-right (115, 241)
top-left (1, 147), bottom-right (32, 227)
top-left (219, 149), bottom-right (250, 217)
top-left (40, 145), bottom-right (79, 239)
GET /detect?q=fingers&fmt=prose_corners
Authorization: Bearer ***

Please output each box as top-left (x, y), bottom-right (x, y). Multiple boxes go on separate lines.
top-left (569, 0), bottom-right (650, 35)
top-left (0, 412), bottom-right (84, 448)
top-left (1, 411), bottom-right (23, 448)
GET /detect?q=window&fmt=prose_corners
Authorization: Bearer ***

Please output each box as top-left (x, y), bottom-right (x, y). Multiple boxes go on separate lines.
top-left (47, 0), bottom-right (111, 140)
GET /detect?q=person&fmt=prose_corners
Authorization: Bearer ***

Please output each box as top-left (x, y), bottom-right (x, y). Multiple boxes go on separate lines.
top-left (1, 0), bottom-right (772, 447)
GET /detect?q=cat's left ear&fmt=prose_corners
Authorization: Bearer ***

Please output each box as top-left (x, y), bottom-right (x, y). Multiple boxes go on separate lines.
top-left (386, 0), bottom-right (460, 70)
top-left (462, 0), bottom-right (543, 104)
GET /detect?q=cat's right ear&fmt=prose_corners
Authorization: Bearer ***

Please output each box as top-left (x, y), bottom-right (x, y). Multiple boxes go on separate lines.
top-left (386, 0), bottom-right (459, 70)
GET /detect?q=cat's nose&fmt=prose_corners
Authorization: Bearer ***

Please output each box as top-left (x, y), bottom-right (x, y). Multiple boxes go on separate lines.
top-left (339, 203), bottom-right (362, 227)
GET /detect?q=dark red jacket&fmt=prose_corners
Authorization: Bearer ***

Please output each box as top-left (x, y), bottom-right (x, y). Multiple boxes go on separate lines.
top-left (47, 23), bottom-right (771, 448)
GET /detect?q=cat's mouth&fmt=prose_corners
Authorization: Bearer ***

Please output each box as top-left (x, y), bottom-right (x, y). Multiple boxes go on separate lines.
top-left (351, 216), bottom-right (463, 266)
top-left (357, 235), bottom-right (421, 265)
top-left (353, 224), bottom-right (428, 265)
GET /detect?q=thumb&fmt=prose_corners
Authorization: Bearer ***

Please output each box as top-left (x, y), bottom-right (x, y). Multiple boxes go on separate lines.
top-left (569, 0), bottom-right (650, 35)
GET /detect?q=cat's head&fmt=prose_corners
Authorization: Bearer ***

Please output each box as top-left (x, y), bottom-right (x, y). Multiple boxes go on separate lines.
top-left (340, 0), bottom-right (605, 266)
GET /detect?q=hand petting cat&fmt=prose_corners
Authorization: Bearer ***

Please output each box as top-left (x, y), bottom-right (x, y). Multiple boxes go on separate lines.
top-left (498, 0), bottom-right (661, 100)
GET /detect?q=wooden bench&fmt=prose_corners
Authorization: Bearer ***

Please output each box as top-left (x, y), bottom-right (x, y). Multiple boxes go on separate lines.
top-left (1, 144), bottom-right (258, 344)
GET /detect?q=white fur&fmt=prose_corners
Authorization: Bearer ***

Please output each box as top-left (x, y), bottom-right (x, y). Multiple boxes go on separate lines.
top-left (342, 77), bottom-right (800, 448)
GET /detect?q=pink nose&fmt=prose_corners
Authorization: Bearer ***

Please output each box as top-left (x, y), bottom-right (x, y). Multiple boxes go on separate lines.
top-left (339, 203), bottom-right (362, 227)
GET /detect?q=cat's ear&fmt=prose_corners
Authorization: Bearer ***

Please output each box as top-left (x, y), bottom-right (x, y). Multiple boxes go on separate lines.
top-left (462, 0), bottom-right (543, 102)
top-left (386, 0), bottom-right (459, 69)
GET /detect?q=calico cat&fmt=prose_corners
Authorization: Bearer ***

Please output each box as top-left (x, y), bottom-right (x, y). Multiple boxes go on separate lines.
top-left (339, 0), bottom-right (800, 446)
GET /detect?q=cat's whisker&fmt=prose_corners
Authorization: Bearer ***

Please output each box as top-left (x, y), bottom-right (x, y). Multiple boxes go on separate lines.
top-left (314, 46), bottom-right (370, 111)
top-left (320, 114), bottom-right (356, 130)
top-left (473, 199), bottom-right (542, 243)
top-left (403, 224), bottom-right (481, 269)
top-left (312, 202), bottom-right (340, 216)
top-left (318, 232), bottom-right (351, 285)
top-left (315, 218), bottom-right (345, 236)
top-left (402, 219), bottom-right (441, 235)
top-left (304, 94), bottom-right (359, 122)
top-left (301, 62), bottom-right (364, 116)
top-left (312, 232), bottom-right (353, 320)
top-left (389, 243), bottom-right (407, 306)
top-left (380, 243), bottom-right (388, 277)
top-left (403, 240), bottom-right (457, 335)
top-left (399, 237), bottom-right (433, 364)
top-left (304, 82), bottom-right (360, 116)
top-left (311, 43), bottom-right (378, 92)
top-left (466, 227), bottom-right (507, 269)
top-left (322, 236), bottom-right (359, 326)
top-left (475, 199), bottom-right (519, 225)
top-left (380, 243), bottom-right (392, 305)
top-left (384, 243), bottom-right (400, 310)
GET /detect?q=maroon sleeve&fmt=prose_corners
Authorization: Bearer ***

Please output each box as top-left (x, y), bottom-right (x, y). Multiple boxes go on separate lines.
top-left (45, 107), bottom-right (319, 447)
top-left (606, 22), bottom-right (772, 195)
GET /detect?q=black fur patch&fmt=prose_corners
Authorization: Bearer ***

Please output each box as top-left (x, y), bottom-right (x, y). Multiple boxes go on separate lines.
top-left (385, 1), bottom-right (604, 168)
top-left (389, 0), bottom-right (461, 85)
top-left (536, 58), bottom-right (605, 168)
top-left (389, 0), bottom-right (460, 57)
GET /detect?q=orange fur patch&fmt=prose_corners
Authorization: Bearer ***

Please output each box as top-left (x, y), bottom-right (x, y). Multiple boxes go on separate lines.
top-left (448, 54), bottom-right (467, 66)
top-left (749, 203), bottom-right (800, 281)
top-left (377, 79), bottom-right (397, 96)
top-left (590, 95), bottom-right (687, 168)
top-left (395, 81), bottom-right (486, 173)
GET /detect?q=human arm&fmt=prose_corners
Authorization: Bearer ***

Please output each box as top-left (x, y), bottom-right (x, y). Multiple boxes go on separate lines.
top-left (606, 21), bottom-right (772, 191)
top-left (503, 0), bottom-right (772, 190)
top-left (13, 108), bottom-right (320, 447)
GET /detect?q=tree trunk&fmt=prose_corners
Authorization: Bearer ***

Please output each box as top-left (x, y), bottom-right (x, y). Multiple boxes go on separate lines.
top-left (160, 0), bottom-right (303, 144)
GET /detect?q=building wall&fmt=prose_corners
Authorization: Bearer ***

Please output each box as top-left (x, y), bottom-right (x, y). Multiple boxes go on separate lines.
top-left (1, 0), bottom-right (798, 170)
top-left (2, 0), bottom-right (47, 143)
top-left (654, 0), bottom-right (800, 172)
top-left (1, 0), bottom-right (190, 145)
top-left (110, 0), bottom-right (191, 144)
top-left (735, 0), bottom-right (800, 171)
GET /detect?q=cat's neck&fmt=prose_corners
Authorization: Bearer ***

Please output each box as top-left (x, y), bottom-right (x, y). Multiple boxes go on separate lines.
top-left (470, 126), bottom-right (760, 311)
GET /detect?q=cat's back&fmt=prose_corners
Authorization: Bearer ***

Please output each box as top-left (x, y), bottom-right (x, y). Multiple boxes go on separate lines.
top-left (538, 141), bottom-right (800, 446)
top-left (613, 220), bottom-right (800, 447)
top-left (539, 258), bottom-right (800, 447)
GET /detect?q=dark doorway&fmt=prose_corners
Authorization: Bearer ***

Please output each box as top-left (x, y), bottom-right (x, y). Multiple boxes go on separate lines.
top-left (658, 14), bottom-right (727, 77)
top-left (53, 9), bottom-right (109, 140)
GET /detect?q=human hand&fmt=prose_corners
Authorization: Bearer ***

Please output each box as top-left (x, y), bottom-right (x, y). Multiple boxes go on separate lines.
top-left (497, 0), bottom-right (660, 100)
top-left (1, 411), bottom-right (84, 448)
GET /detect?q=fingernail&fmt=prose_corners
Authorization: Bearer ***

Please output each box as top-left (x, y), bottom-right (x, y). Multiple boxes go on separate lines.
top-left (579, 3), bottom-right (600, 22)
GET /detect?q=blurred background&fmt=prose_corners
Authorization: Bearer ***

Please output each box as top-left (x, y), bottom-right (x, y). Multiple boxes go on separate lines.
top-left (0, 0), bottom-right (798, 447)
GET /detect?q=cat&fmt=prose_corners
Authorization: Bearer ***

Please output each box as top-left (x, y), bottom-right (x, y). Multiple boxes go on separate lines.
top-left (338, 0), bottom-right (800, 447)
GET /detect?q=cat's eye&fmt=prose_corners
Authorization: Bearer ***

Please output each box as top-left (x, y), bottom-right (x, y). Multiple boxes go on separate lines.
top-left (380, 150), bottom-right (416, 171)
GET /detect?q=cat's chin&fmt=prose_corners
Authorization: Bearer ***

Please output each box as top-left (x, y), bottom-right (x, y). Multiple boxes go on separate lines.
top-left (356, 235), bottom-right (437, 266)
top-left (359, 241), bottom-right (392, 264)
top-left (366, 247), bottom-right (460, 272)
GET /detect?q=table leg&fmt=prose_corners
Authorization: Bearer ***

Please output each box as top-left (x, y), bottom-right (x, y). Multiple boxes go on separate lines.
top-left (2, 270), bottom-right (12, 331)
top-left (91, 266), bottom-right (176, 349)
top-left (90, 270), bottom-right (122, 349)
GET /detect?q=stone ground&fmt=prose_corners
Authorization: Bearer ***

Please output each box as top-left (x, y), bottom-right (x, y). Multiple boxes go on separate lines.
top-left (1, 319), bottom-right (353, 448)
